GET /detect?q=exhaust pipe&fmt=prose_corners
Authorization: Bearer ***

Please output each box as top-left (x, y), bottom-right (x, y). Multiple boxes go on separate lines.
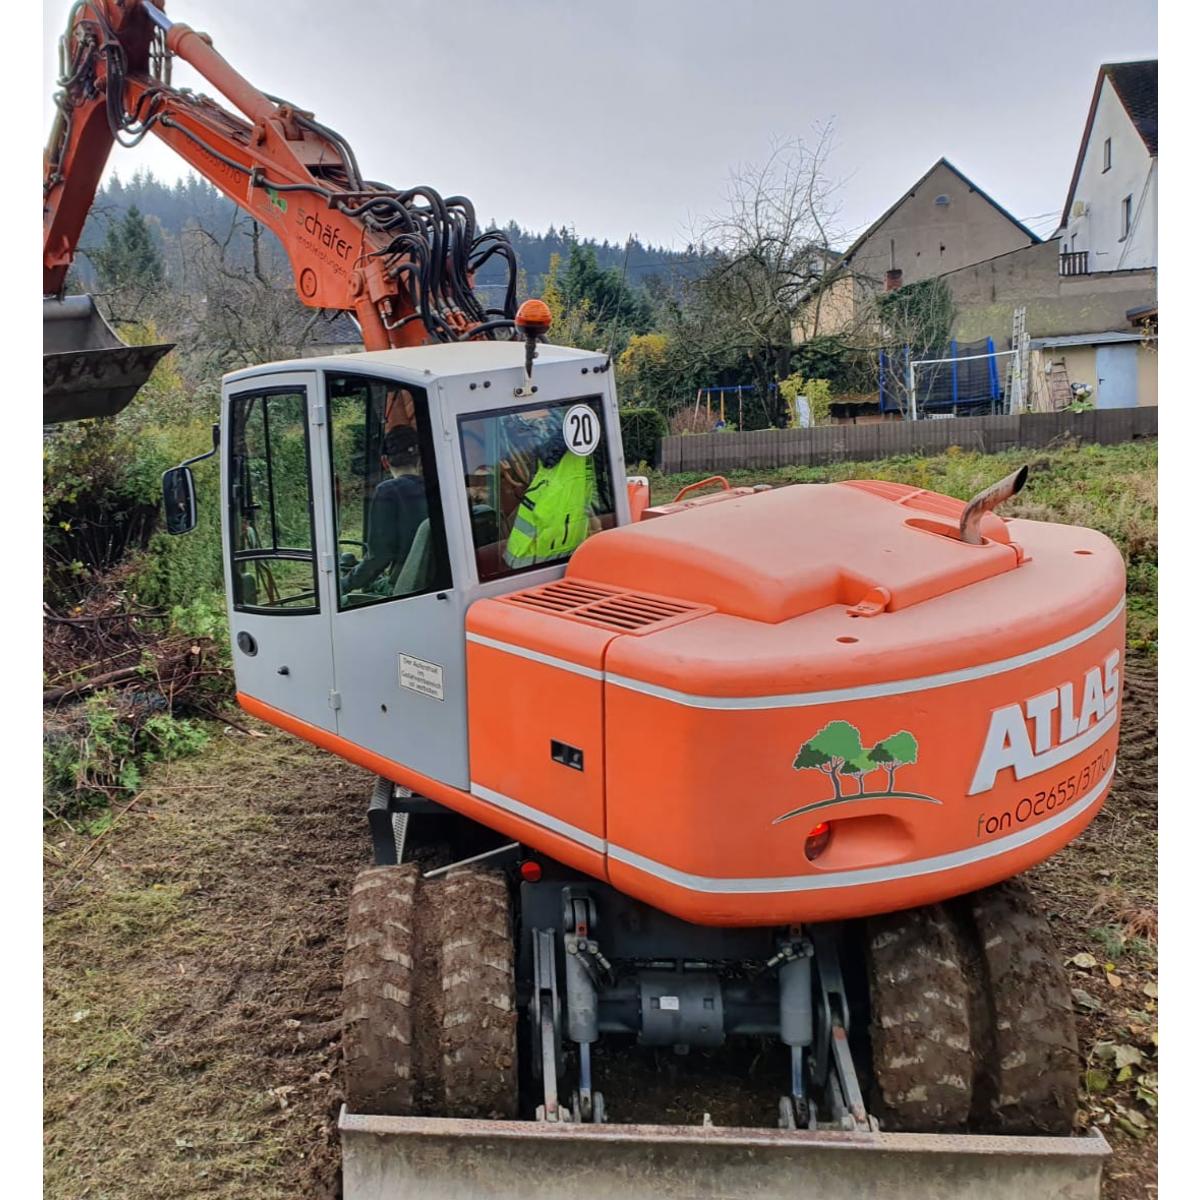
top-left (958, 465), bottom-right (1028, 545)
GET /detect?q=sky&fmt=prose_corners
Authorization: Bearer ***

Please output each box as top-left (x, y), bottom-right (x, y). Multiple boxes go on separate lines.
top-left (42, 0), bottom-right (1157, 250)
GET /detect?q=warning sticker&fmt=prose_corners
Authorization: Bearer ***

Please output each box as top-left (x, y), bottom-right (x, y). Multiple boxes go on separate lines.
top-left (658, 995), bottom-right (680, 1011)
top-left (399, 654), bottom-right (444, 702)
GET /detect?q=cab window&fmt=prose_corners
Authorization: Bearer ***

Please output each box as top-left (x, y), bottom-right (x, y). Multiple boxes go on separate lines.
top-left (228, 388), bottom-right (319, 613)
top-left (458, 396), bottom-right (615, 582)
top-left (326, 373), bottom-right (451, 610)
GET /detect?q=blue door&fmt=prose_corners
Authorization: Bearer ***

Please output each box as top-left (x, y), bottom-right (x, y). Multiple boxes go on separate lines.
top-left (1095, 344), bottom-right (1138, 409)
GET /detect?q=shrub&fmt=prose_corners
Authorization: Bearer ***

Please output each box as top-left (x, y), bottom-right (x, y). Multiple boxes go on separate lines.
top-left (43, 689), bottom-right (211, 819)
top-left (619, 407), bottom-right (668, 467)
top-left (43, 325), bottom-right (224, 611)
top-left (779, 374), bottom-right (833, 427)
top-left (669, 407), bottom-right (716, 436)
top-left (617, 333), bottom-right (673, 408)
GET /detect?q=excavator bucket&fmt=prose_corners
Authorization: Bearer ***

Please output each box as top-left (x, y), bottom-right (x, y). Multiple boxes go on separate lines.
top-left (42, 296), bottom-right (174, 425)
top-left (340, 1112), bottom-right (1110, 1200)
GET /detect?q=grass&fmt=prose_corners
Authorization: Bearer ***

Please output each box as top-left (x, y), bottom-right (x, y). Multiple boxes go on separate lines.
top-left (44, 727), bottom-right (373, 1200)
top-left (651, 439), bottom-right (1158, 655)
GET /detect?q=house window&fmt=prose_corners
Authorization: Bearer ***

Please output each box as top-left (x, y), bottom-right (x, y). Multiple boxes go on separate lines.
top-left (1103, 137), bottom-right (1112, 172)
top-left (1121, 194), bottom-right (1133, 240)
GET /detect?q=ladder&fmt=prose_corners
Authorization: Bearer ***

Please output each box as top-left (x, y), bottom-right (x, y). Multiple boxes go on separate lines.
top-left (1047, 361), bottom-right (1073, 410)
top-left (1005, 307), bottom-right (1029, 413)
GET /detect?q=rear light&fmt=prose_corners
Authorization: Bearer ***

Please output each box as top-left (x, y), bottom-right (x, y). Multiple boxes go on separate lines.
top-left (805, 821), bottom-right (832, 862)
top-left (519, 859), bottom-right (543, 882)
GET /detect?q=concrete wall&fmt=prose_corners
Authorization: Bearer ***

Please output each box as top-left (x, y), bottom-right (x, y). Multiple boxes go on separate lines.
top-left (845, 162), bottom-right (1036, 288)
top-left (657, 407), bottom-right (1157, 472)
top-left (1064, 77), bottom-right (1156, 271)
top-left (943, 240), bottom-right (1156, 345)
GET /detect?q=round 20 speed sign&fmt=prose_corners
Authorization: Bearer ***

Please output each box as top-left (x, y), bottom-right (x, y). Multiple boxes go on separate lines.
top-left (562, 404), bottom-right (601, 457)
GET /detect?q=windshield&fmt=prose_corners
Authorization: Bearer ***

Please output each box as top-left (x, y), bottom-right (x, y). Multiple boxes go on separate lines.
top-left (458, 395), bottom-right (615, 582)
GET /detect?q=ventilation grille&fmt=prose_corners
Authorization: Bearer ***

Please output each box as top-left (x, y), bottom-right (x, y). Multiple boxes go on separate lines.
top-left (503, 578), bottom-right (708, 634)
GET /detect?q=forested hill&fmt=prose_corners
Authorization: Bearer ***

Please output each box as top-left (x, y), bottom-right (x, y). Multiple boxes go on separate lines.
top-left (78, 171), bottom-right (702, 294)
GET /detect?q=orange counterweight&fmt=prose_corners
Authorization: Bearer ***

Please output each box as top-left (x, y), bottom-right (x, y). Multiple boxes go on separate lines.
top-left (464, 481), bottom-right (1125, 926)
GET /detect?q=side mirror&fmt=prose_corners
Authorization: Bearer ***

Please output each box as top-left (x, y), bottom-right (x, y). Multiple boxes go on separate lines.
top-left (161, 423), bottom-right (219, 536)
top-left (162, 465), bottom-right (198, 535)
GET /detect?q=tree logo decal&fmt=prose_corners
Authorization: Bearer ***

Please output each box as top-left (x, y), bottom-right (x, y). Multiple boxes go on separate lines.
top-left (773, 720), bottom-right (941, 825)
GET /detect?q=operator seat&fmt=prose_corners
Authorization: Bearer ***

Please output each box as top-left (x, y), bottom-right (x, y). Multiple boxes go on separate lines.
top-left (393, 519), bottom-right (432, 596)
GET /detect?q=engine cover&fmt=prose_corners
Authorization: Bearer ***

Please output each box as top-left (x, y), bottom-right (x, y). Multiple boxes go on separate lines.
top-left (466, 481), bottom-right (1125, 926)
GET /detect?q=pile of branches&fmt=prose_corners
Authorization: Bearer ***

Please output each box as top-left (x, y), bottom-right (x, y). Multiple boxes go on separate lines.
top-left (43, 564), bottom-right (228, 714)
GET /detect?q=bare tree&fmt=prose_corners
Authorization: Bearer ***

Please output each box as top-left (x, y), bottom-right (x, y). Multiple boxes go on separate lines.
top-left (177, 210), bottom-right (332, 377)
top-left (685, 126), bottom-right (849, 426)
top-left (864, 278), bottom-right (958, 416)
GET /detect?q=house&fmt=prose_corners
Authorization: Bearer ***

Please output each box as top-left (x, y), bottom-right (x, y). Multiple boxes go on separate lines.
top-left (943, 60), bottom-right (1157, 409)
top-left (795, 159), bottom-right (1040, 342)
top-left (798, 64), bottom-right (1157, 414)
top-left (294, 308), bottom-right (363, 358)
top-left (1059, 61), bottom-right (1157, 275)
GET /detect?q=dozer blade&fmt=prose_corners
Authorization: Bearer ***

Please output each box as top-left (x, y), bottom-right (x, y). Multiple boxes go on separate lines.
top-left (43, 296), bottom-right (174, 424)
top-left (340, 1110), bottom-right (1109, 1200)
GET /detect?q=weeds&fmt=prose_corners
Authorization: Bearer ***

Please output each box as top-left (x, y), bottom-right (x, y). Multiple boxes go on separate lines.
top-left (44, 689), bottom-right (210, 822)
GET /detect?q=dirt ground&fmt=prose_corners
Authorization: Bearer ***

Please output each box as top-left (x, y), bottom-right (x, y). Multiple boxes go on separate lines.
top-left (43, 656), bottom-right (1157, 1199)
top-left (43, 730), bottom-right (368, 1200)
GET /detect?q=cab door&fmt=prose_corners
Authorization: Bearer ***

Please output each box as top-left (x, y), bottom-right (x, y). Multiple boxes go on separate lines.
top-left (223, 372), bottom-right (338, 732)
top-left (321, 370), bottom-right (469, 788)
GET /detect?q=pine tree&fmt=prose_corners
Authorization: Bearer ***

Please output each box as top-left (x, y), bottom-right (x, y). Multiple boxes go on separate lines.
top-left (93, 205), bottom-right (164, 294)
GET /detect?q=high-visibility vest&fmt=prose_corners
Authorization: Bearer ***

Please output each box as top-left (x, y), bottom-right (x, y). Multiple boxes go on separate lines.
top-left (504, 452), bottom-right (596, 568)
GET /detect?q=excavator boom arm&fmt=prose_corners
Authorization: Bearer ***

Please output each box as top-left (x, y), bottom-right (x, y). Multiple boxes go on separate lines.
top-left (43, 0), bottom-right (517, 352)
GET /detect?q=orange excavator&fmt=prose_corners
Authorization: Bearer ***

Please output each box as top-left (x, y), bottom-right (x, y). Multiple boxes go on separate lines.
top-left (44, 5), bottom-right (1122, 1198)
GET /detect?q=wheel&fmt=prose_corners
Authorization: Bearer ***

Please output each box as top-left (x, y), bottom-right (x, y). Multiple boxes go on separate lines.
top-left (965, 880), bottom-right (1079, 1134)
top-left (342, 864), bottom-right (422, 1114)
top-left (865, 903), bottom-right (973, 1132)
top-left (436, 867), bottom-right (519, 1118)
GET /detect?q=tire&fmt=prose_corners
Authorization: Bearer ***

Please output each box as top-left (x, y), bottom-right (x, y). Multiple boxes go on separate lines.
top-left (966, 880), bottom-right (1079, 1134)
top-left (436, 867), bottom-right (519, 1118)
top-left (342, 864), bottom-right (421, 1115)
top-left (865, 904), bottom-right (973, 1132)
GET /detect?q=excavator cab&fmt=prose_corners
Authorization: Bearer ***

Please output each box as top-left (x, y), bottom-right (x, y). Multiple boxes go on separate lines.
top-left (42, 295), bottom-right (174, 425)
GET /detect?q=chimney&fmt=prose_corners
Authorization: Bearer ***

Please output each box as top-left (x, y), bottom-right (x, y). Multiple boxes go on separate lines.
top-left (885, 268), bottom-right (903, 292)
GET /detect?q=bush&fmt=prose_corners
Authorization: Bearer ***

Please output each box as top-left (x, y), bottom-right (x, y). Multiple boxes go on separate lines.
top-left (43, 332), bottom-right (227, 823)
top-left (43, 325), bottom-right (224, 611)
top-left (617, 333), bottom-right (673, 409)
top-left (43, 689), bottom-right (210, 819)
top-left (669, 407), bottom-right (715, 436)
top-left (779, 374), bottom-right (833, 427)
top-left (619, 407), bottom-right (668, 467)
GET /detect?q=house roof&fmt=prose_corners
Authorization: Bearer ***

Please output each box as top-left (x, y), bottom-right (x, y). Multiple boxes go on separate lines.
top-left (839, 157), bottom-right (1040, 270)
top-left (1059, 60), bottom-right (1158, 230)
top-left (298, 308), bottom-right (363, 346)
top-left (1030, 330), bottom-right (1145, 349)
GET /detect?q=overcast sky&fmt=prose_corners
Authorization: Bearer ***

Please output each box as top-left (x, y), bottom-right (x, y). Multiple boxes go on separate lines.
top-left (42, 0), bottom-right (1157, 249)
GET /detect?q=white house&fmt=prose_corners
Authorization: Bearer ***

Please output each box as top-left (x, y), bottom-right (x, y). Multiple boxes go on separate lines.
top-left (1060, 61), bottom-right (1157, 274)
